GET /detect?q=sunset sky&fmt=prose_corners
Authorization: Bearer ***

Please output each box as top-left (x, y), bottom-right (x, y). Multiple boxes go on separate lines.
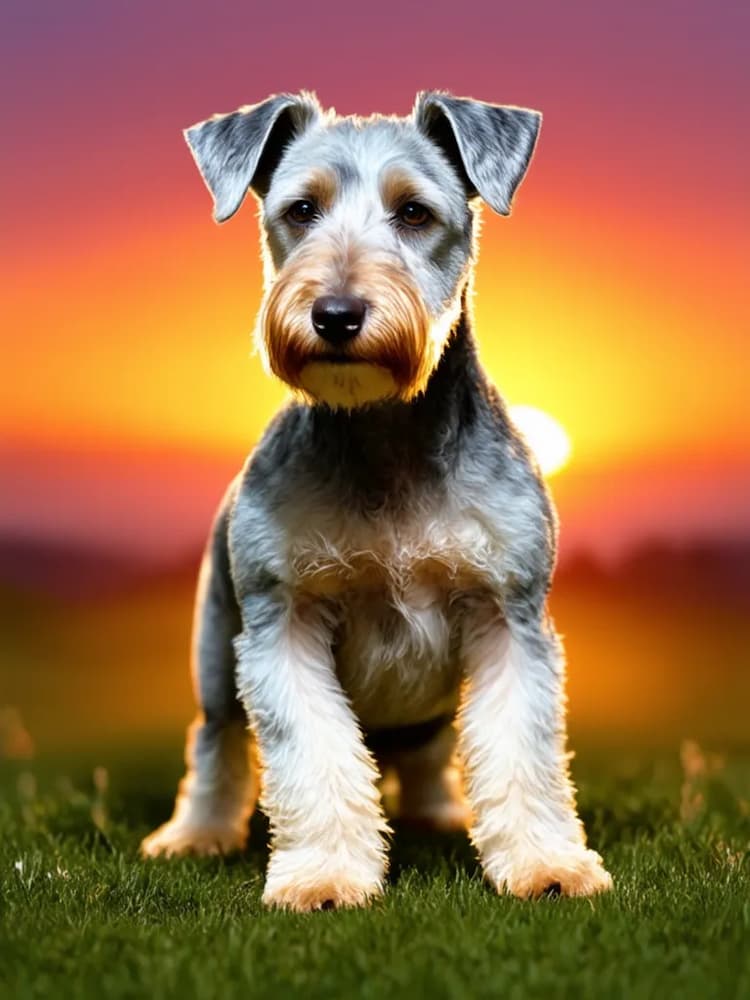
top-left (2, 0), bottom-right (748, 565)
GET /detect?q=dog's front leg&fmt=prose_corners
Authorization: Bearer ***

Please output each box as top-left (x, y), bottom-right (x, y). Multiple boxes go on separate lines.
top-left (234, 591), bottom-right (389, 911)
top-left (459, 600), bottom-right (612, 899)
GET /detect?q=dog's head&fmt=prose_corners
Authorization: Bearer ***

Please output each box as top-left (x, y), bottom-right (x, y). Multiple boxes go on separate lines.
top-left (185, 91), bottom-right (541, 408)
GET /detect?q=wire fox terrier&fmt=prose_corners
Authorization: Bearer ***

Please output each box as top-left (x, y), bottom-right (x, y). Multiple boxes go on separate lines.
top-left (141, 90), bottom-right (613, 910)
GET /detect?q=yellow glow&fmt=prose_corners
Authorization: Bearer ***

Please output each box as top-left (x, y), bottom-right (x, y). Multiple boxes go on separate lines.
top-left (509, 405), bottom-right (572, 477)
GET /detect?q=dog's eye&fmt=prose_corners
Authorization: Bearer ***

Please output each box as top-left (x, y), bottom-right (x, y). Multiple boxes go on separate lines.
top-left (286, 200), bottom-right (319, 226)
top-left (397, 202), bottom-right (433, 228)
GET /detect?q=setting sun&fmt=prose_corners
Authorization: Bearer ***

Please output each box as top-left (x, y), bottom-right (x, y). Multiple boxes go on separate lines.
top-left (509, 405), bottom-right (572, 477)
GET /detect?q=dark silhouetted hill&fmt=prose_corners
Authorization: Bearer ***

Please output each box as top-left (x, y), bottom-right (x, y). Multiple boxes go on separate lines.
top-left (557, 538), bottom-right (750, 608)
top-left (0, 535), bottom-right (198, 602)
top-left (0, 534), bottom-right (748, 607)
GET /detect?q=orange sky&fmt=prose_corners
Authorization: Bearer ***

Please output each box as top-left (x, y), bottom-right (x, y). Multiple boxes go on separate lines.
top-left (5, 193), bottom-right (747, 462)
top-left (2, 2), bottom-right (749, 563)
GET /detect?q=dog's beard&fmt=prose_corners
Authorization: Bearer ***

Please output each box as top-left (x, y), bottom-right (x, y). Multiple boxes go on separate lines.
top-left (258, 247), bottom-right (438, 408)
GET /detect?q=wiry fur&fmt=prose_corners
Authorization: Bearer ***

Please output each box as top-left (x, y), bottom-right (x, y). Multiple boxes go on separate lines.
top-left (141, 89), bottom-right (612, 910)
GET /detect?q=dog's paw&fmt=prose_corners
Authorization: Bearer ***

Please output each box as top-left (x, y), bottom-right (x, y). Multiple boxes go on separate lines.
top-left (263, 875), bottom-right (382, 912)
top-left (491, 847), bottom-right (613, 899)
top-left (262, 848), bottom-right (385, 912)
top-left (140, 819), bottom-right (246, 859)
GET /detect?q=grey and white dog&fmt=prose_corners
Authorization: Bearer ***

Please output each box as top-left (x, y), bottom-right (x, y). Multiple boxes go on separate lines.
top-left (141, 90), bottom-right (612, 910)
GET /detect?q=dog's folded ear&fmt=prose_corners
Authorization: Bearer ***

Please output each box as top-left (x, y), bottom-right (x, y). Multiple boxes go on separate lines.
top-left (413, 91), bottom-right (541, 217)
top-left (184, 91), bottom-right (323, 222)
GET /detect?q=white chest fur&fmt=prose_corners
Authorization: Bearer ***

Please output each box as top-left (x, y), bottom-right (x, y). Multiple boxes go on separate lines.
top-left (285, 501), bottom-right (510, 729)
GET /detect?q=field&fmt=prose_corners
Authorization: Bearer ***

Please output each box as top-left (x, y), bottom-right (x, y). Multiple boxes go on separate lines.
top-left (2, 745), bottom-right (750, 999)
top-left (1, 558), bottom-right (749, 999)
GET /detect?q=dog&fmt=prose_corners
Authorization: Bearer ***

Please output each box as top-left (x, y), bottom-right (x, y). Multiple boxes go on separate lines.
top-left (141, 90), bottom-right (613, 910)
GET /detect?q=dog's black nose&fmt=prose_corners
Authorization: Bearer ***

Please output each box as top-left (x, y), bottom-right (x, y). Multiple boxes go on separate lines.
top-left (311, 295), bottom-right (366, 345)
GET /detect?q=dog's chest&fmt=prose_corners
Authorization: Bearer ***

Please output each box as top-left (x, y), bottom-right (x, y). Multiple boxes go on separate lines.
top-left (287, 505), bottom-right (502, 728)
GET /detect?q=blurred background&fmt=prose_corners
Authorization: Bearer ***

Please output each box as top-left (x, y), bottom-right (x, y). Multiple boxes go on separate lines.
top-left (1, 0), bottom-right (748, 765)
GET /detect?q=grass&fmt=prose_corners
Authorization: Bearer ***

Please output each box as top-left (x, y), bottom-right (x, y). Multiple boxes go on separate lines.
top-left (1, 747), bottom-right (749, 1000)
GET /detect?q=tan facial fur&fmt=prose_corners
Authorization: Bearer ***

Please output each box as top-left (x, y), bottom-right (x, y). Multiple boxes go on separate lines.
top-left (259, 242), bottom-right (435, 408)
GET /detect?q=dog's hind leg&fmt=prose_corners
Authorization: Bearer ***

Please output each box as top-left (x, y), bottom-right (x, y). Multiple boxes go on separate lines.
top-left (377, 719), bottom-right (469, 832)
top-left (141, 480), bottom-right (258, 858)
